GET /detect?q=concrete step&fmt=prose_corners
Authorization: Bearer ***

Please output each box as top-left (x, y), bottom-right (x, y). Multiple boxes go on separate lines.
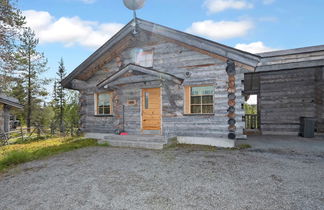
top-left (98, 139), bottom-right (165, 150)
top-left (85, 133), bottom-right (167, 150)
top-left (103, 134), bottom-right (166, 142)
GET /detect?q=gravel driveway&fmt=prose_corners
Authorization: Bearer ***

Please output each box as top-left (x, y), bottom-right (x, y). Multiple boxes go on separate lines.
top-left (0, 144), bottom-right (323, 210)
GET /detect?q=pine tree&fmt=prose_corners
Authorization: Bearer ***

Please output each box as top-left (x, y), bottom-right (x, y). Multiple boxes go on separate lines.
top-left (0, 0), bottom-right (25, 92)
top-left (15, 27), bottom-right (48, 132)
top-left (56, 58), bottom-right (66, 134)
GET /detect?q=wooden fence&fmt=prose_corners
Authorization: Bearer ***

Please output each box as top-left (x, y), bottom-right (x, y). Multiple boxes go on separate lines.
top-left (0, 126), bottom-right (51, 146)
top-left (245, 114), bottom-right (259, 130)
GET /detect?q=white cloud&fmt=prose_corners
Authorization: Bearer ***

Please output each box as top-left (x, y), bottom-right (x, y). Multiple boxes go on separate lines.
top-left (23, 10), bottom-right (124, 48)
top-left (186, 20), bottom-right (253, 40)
top-left (203, 0), bottom-right (253, 13)
top-left (22, 10), bottom-right (53, 31)
top-left (235, 41), bottom-right (278, 53)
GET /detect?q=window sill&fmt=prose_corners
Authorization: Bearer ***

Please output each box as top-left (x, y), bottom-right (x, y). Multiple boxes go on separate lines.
top-left (94, 115), bottom-right (114, 117)
top-left (183, 113), bottom-right (215, 116)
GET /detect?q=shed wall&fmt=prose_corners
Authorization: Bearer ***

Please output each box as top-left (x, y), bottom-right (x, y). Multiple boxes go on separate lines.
top-left (259, 67), bottom-right (321, 135)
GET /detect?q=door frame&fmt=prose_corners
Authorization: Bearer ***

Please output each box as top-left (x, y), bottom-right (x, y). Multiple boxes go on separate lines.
top-left (140, 87), bottom-right (162, 134)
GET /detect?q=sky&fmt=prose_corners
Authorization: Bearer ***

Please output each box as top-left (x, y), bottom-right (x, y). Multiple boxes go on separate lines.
top-left (18, 0), bottom-right (324, 82)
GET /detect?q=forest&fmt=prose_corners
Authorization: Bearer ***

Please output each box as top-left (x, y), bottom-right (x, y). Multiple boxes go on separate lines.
top-left (0, 0), bottom-right (80, 138)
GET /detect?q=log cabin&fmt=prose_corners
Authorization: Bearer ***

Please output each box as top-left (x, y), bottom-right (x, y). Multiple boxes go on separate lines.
top-left (0, 94), bottom-right (23, 133)
top-left (62, 18), bottom-right (324, 149)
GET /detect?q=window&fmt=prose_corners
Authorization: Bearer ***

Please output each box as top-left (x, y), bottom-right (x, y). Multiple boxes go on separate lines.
top-left (135, 49), bottom-right (153, 67)
top-left (96, 93), bottom-right (112, 115)
top-left (144, 92), bottom-right (149, 109)
top-left (184, 86), bottom-right (214, 114)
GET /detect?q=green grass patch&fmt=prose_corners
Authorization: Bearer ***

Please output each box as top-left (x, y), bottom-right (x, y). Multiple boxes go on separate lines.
top-left (14, 135), bottom-right (55, 144)
top-left (237, 144), bottom-right (252, 149)
top-left (0, 138), bottom-right (104, 172)
top-left (98, 142), bottom-right (110, 147)
top-left (167, 143), bottom-right (218, 152)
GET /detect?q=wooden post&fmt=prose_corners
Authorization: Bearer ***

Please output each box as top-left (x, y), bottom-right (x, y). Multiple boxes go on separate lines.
top-left (3, 105), bottom-right (10, 133)
top-left (20, 125), bottom-right (24, 142)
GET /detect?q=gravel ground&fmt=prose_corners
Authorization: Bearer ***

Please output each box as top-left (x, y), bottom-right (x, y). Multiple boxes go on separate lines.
top-left (0, 145), bottom-right (324, 210)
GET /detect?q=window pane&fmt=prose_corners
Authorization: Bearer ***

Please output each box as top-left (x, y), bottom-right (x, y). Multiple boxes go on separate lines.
top-left (145, 92), bottom-right (149, 109)
top-left (98, 93), bottom-right (110, 106)
top-left (98, 106), bottom-right (104, 114)
top-left (202, 95), bottom-right (213, 104)
top-left (191, 105), bottom-right (201, 113)
top-left (191, 86), bottom-right (214, 96)
top-left (202, 105), bottom-right (213, 113)
top-left (104, 106), bottom-right (110, 114)
top-left (191, 96), bottom-right (201, 104)
top-left (135, 49), bottom-right (153, 67)
top-left (97, 93), bottom-right (111, 115)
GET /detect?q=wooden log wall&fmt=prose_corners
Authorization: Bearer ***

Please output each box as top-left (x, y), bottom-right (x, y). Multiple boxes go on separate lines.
top-left (259, 67), bottom-right (320, 135)
top-left (0, 104), bottom-right (4, 132)
top-left (315, 67), bottom-right (324, 132)
top-left (79, 33), bottom-right (249, 139)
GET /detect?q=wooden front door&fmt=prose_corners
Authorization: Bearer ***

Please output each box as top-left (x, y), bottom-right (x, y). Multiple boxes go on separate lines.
top-left (142, 88), bottom-right (161, 131)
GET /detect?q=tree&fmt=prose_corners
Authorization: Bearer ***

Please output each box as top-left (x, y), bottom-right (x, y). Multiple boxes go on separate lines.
top-left (15, 27), bottom-right (48, 132)
top-left (55, 58), bottom-right (66, 134)
top-left (64, 91), bottom-right (80, 136)
top-left (0, 0), bottom-right (25, 92)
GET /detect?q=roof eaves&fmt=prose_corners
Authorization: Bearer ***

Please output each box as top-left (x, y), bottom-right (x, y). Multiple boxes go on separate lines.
top-left (62, 19), bottom-right (135, 88)
top-left (0, 98), bottom-right (23, 109)
top-left (137, 18), bottom-right (260, 66)
top-left (62, 18), bottom-right (262, 89)
top-left (258, 45), bottom-right (324, 58)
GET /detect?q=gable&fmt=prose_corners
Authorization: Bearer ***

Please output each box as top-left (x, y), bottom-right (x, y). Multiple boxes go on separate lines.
top-left (97, 64), bottom-right (183, 89)
top-left (86, 37), bottom-right (231, 89)
top-left (62, 18), bottom-right (260, 89)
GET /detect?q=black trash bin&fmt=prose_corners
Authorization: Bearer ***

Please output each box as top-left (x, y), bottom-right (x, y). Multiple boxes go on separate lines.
top-left (299, 117), bottom-right (316, 138)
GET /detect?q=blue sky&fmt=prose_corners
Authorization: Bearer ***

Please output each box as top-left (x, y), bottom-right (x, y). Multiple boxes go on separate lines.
top-left (18, 0), bottom-right (324, 81)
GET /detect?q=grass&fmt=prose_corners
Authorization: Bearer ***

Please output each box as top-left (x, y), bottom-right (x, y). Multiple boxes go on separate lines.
top-left (237, 144), bottom-right (252, 149)
top-left (167, 143), bottom-right (218, 152)
top-left (166, 141), bottom-right (251, 151)
top-left (0, 137), bottom-right (106, 172)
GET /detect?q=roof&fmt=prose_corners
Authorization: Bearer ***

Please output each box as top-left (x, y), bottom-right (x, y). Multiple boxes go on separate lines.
top-left (62, 18), bottom-right (260, 89)
top-left (258, 45), bottom-right (324, 57)
top-left (257, 45), bottom-right (324, 72)
top-left (0, 94), bottom-right (23, 109)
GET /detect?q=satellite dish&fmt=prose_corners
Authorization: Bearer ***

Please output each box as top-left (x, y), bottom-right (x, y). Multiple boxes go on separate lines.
top-left (123, 0), bottom-right (146, 35)
top-left (123, 0), bottom-right (146, 11)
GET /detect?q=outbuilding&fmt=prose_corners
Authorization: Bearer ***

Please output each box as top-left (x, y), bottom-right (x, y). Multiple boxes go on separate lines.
top-left (0, 94), bottom-right (23, 133)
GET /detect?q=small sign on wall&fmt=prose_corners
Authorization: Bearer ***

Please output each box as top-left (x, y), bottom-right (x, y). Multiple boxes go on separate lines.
top-left (127, 100), bottom-right (137, 106)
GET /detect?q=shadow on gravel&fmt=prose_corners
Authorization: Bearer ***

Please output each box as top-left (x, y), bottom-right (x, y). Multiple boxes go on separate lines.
top-left (248, 148), bottom-right (324, 159)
